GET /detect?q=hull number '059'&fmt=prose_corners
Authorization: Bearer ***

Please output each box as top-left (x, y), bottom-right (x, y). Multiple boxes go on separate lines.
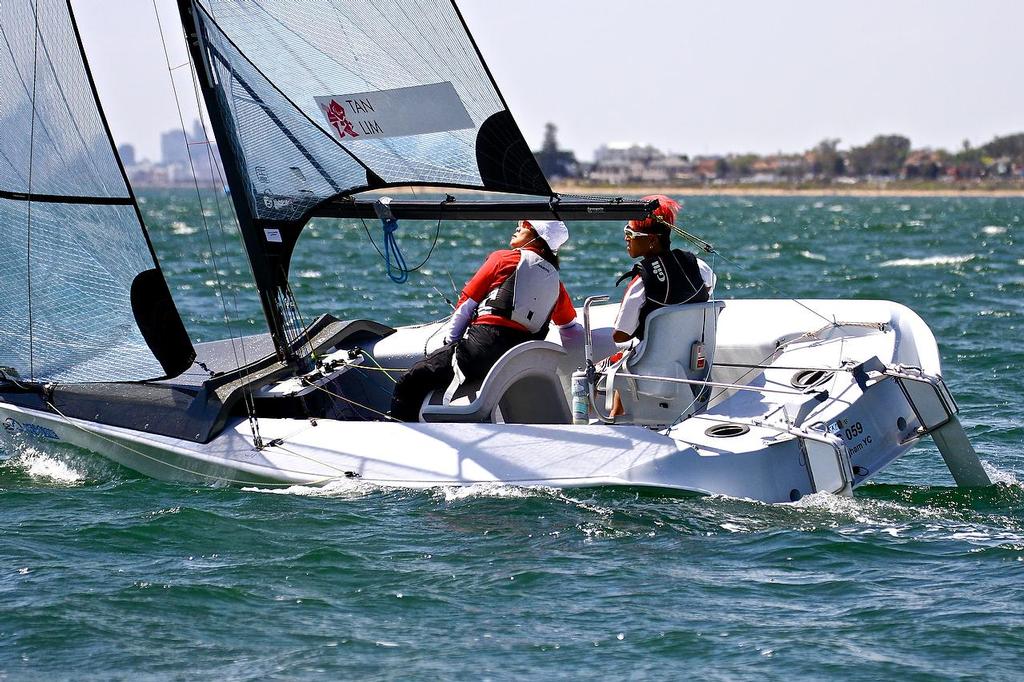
top-left (827, 418), bottom-right (864, 442)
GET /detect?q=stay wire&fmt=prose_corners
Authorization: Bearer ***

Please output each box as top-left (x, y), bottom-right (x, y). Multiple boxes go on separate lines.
top-left (300, 377), bottom-right (399, 422)
top-left (152, 0), bottom-right (262, 445)
top-left (25, 0), bottom-right (40, 381)
top-left (653, 214), bottom-right (837, 329)
top-left (182, 48), bottom-right (263, 433)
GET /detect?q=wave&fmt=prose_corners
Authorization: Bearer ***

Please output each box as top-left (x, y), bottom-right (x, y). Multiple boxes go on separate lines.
top-left (242, 478), bottom-right (388, 498)
top-left (880, 254), bottom-right (974, 267)
top-left (2, 445), bottom-right (86, 484)
top-left (170, 220), bottom-right (198, 235)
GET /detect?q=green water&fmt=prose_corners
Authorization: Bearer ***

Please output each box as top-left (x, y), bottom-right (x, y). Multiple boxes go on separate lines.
top-left (2, 193), bottom-right (1022, 679)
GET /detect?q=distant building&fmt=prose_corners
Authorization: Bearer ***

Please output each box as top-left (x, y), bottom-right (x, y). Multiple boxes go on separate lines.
top-left (117, 143), bottom-right (136, 167)
top-left (589, 143), bottom-right (666, 184)
top-left (161, 129), bottom-right (189, 166)
top-left (902, 150), bottom-right (945, 180)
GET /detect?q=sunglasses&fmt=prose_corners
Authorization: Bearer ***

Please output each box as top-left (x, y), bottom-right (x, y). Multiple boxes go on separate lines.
top-left (623, 225), bottom-right (649, 240)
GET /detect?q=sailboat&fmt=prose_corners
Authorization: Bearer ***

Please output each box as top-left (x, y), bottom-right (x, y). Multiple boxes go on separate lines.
top-left (0, 0), bottom-right (991, 502)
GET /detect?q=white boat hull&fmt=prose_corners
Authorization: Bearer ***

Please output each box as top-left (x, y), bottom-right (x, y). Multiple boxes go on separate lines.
top-left (0, 299), bottom-right (984, 502)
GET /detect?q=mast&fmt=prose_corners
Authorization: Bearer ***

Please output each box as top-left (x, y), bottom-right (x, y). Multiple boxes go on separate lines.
top-left (171, 0), bottom-right (655, 372)
top-left (176, 0), bottom-right (295, 364)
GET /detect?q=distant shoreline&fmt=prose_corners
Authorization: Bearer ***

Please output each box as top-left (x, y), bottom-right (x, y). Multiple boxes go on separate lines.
top-left (130, 183), bottom-right (1024, 199)
top-left (552, 183), bottom-right (1024, 198)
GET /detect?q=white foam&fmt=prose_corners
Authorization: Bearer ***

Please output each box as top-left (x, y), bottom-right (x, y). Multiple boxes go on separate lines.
top-left (439, 482), bottom-right (551, 501)
top-left (981, 460), bottom-right (1019, 486)
top-left (880, 254), bottom-right (974, 268)
top-left (243, 478), bottom-right (386, 498)
top-left (981, 225), bottom-right (1007, 235)
top-left (16, 448), bottom-right (86, 484)
top-left (799, 250), bottom-right (827, 262)
top-left (297, 270), bottom-right (322, 279)
top-left (170, 221), bottom-right (198, 235)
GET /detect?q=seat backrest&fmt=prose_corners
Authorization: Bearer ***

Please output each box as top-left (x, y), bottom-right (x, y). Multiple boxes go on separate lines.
top-left (420, 340), bottom-right (571, 423)
top-left (618, 300), bottom-right (724, 425)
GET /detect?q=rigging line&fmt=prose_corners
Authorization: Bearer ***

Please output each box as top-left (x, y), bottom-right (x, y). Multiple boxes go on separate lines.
top-left (279, 274), bottom-right (319, 382)
top-left (152, 0), bottom-right (236, 343)
top-left (182, 32), bottom-right (262, 424)
top-left (261, 441), bottom-right (358, 480)
top-left (696, 327), bottom-right (829, 413)
top-left (152, 0), bottom-right (262, 441)
top-left (300, 378), bottom-right (398, 422)
top-left (356, 352), bottom-right (401, 384)
top-left (715, 361), bottom-right (855, 373)
top-left (357, 199), bottom-right (445, 274)
top-left (26, 0), bottom-right (41, 382)
top-left (653, 214), bottom-right (837, 328)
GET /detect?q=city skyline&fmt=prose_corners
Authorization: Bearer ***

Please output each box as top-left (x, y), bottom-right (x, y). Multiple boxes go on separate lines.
top-left (76, 0), bottom-right (1024, 162)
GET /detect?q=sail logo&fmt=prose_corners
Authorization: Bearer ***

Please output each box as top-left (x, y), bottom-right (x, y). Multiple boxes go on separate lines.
top-left (315, 82), bottom-right (473, 142)
top-left (325, 100), bottom-right (359, 139)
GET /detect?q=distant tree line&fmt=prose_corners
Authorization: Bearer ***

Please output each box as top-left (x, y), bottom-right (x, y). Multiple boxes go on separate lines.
top-left (534, 124), bottom-right (1024, 186)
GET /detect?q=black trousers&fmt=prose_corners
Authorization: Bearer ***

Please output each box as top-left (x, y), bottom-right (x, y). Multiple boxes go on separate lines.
top-left (390, 324), bottom-right (531, 422)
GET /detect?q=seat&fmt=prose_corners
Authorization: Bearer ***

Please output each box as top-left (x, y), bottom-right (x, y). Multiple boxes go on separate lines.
top-left (605, 300), bottom-right (724, 426)
top-left (420, 340), bottom-right (571, 424)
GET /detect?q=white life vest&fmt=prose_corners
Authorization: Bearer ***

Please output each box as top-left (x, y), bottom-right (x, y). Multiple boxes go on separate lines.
top-left (477, 250), bottom-right (559, 334)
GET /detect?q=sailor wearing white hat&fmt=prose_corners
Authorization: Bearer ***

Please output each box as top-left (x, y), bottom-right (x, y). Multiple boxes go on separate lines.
top-left (390, 219), bottom-right (580, 421)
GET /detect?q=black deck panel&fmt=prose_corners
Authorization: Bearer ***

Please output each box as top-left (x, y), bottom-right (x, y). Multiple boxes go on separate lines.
top-left (160, 333), bottom-right (277, 390)
top-left (0, 318), bottom-right (395, 443)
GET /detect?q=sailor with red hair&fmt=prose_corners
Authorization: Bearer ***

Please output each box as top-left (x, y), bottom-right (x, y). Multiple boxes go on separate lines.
top-left (612, 195), bottom-right (715, 344)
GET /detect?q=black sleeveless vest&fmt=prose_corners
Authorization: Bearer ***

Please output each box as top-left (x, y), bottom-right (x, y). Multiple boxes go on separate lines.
top-left (616, 249), bottom-right (709, 340)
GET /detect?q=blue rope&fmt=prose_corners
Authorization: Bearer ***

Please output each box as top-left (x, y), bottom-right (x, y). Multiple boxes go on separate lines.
top-left (381, 217), bottom-right (409, 283)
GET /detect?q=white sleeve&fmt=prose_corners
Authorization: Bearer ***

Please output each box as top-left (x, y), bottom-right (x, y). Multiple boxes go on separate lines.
top-left (613, 278), bottom-right (646, 337)
top-left (443, 298), bottom-right (478, 343)
top-left (557, 318), bottom-right (584, 347)
top-left (697, 258), bottom-right (716, 295)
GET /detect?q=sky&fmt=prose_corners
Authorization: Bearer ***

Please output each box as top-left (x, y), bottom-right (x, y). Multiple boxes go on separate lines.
top-left (75, 0), bottom-right (1024, 162)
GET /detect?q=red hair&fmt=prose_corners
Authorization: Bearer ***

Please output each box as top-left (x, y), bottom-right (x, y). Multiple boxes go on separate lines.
top-left (630, 194), bottom-right (680, 233)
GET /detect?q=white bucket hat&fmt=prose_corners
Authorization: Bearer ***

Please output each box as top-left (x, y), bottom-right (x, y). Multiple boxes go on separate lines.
top-left (526, 219), bottom-right (569, 252)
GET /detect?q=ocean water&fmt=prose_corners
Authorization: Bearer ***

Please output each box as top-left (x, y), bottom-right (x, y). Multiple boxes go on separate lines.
top-left (2, 192), bottom-right (1022, 679)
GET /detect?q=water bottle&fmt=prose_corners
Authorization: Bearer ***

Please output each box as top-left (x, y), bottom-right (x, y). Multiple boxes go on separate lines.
top-left (571, 368), bottom-right (589, 425)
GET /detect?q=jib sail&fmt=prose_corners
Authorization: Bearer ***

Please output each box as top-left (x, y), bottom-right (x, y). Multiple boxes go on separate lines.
top-left (0, 0), bottom-right (195, 383)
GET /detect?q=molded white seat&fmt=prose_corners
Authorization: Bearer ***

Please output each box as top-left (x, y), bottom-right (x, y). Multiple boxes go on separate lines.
top-left (607, 300), bottom-right (724, 426)
top-left (420, 340), bottom-right (571, 423)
